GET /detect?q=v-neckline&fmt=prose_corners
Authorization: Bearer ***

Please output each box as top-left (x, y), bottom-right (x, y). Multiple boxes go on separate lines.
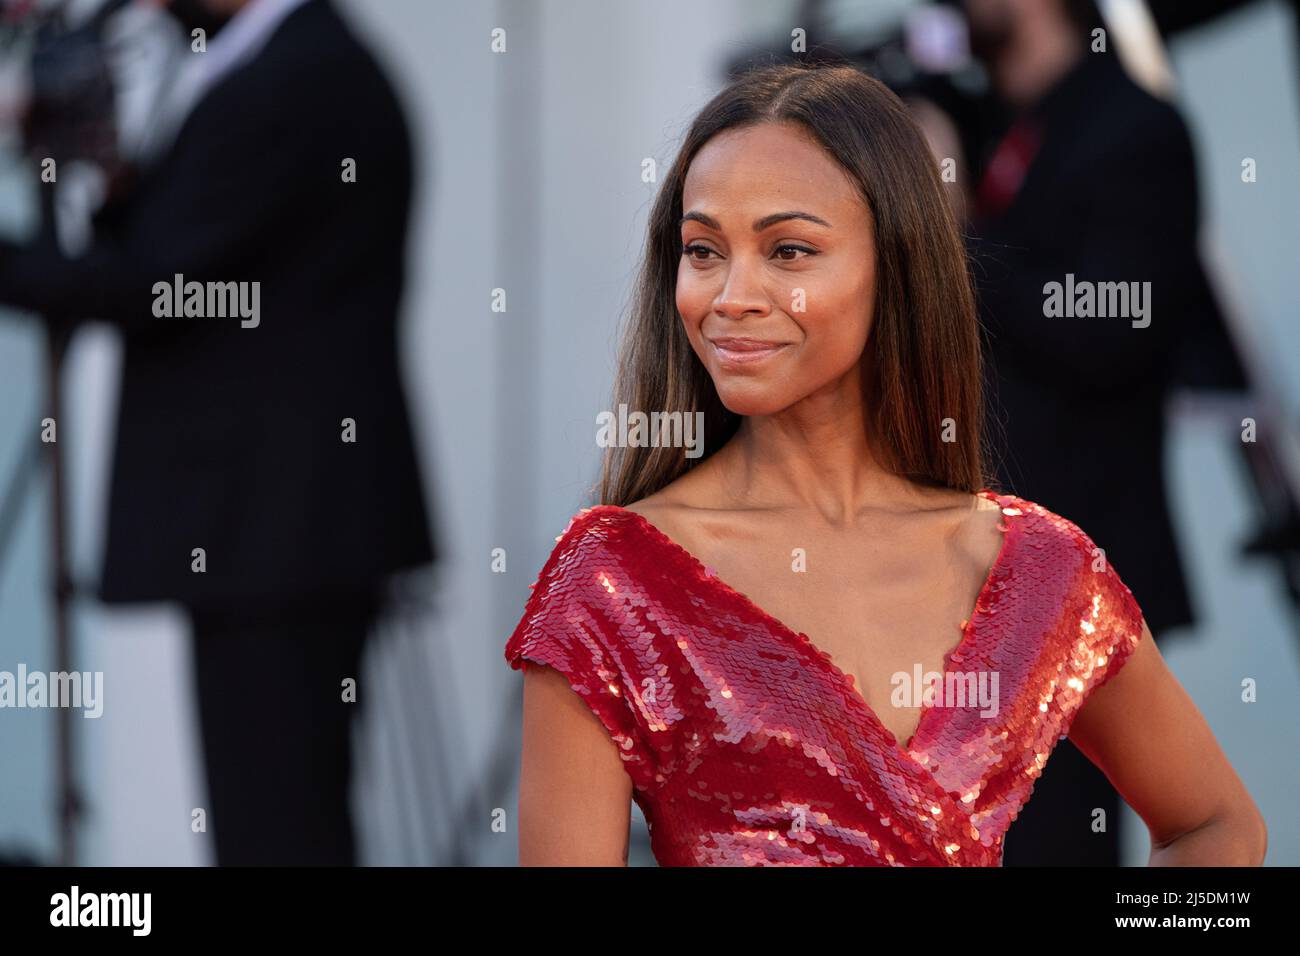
top-left (607, 488), bottom-right (1019, 761)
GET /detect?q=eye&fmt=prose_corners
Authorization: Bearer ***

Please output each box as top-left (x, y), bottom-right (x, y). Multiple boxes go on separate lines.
top-left (683, 242), bottom-right (717, 262)
top-left (773, 244), bottom-right (816, 261)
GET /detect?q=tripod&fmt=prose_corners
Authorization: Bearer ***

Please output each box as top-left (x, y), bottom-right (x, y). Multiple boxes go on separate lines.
top-left (0, 182), bottom-right (79, 866)
top-left (0, 0), bottom-right (134, 867)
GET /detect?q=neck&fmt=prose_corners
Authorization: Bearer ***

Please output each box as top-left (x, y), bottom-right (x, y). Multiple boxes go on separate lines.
top-left (710, 373), bottom-right (925, 525)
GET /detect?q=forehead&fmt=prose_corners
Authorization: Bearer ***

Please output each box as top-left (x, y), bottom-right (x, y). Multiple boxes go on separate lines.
top-left (681, 122), bottom-right (863, 214)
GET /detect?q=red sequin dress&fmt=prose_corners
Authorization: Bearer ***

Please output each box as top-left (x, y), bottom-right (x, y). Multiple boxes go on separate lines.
top-left (504, 489), bottom-right (1144, 866)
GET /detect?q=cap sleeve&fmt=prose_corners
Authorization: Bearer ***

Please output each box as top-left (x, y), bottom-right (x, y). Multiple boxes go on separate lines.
top-left (504, 509), bottom-right (657, 791)
top-left (1061, 523), bottom-right (1147, 719)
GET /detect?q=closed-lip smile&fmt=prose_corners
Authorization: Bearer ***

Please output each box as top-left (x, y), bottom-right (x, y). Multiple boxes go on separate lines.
top-left (709, 337), bottom-right (791, 366)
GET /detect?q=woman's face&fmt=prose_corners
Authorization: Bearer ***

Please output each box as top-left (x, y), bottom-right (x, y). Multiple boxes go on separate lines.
top-left (677, 121), bottom-right (877, 418)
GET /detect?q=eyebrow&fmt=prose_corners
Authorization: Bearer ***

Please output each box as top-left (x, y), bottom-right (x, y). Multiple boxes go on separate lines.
top-left (679, 210), bottom-right (832, 231)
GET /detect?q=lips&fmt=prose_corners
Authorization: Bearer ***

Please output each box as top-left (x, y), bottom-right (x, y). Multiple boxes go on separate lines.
top-left (709, 337), bottom-right (791, 367)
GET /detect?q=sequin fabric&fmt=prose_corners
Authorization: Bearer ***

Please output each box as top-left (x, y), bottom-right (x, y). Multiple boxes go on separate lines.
top-left (504, 489), bottom-right (1144, 866)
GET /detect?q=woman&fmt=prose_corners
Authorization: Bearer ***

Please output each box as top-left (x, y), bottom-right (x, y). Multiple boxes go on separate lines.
top-left (504, 63), bottom-right (1266, 866)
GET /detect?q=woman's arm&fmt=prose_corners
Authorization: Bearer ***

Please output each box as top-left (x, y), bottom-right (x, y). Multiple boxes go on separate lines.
top-left (517, 663), bottom-right (634, 866)
top-left (1067, 620), bottom-right (1268, 865)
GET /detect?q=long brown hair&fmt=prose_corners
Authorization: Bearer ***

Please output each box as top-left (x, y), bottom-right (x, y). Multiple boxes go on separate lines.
top-left (599, 62), bottom-right (992, 506)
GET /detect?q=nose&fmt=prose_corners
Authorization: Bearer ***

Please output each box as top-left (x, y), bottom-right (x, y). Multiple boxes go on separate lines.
top-left (713, 254), bottom-right (771, 322)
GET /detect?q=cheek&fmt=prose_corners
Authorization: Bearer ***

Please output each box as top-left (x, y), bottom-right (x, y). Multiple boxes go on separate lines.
top-left (800, 279), bottom-right (873, 354)
top-left (675, 273), bottom-right (712, 342)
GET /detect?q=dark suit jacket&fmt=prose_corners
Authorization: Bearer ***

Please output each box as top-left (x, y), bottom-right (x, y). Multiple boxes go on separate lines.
top-left (0, 0), bottom-right (435, 612)
top-left (968, 52), bottom-right (1246, 638)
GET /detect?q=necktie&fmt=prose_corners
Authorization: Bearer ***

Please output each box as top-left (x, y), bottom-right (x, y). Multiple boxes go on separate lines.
top-left (974, 117), bottom-right (1042, 220)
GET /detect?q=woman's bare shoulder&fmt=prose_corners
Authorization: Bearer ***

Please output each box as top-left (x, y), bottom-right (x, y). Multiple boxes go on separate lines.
top-left (623, 454), bottom-right (723, 511)
top-left (621, 460), bottom-right (733, 546)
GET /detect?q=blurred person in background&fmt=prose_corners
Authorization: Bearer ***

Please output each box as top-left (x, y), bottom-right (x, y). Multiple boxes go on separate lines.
top-left (911, 0), bottom-right (1248, 865)
top-left (0, 0), bottom-right (435, 864)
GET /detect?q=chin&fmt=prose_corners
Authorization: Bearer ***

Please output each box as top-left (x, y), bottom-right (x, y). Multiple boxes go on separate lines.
top-left (713, 384), bottom-right (793, 418)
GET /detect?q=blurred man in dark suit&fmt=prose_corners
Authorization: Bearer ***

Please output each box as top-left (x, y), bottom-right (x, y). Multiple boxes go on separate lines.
top-left (0, 0), bottom-right (435, 863)
top-left (951, 0), bottom-right (1246, 865)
